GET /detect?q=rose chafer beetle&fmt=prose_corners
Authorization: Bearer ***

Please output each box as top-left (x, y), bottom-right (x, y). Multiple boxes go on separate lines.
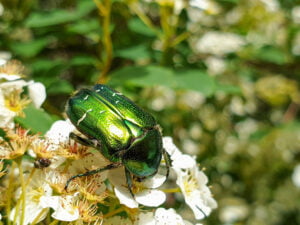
top-left (65, 84), bottom-right (170, 196)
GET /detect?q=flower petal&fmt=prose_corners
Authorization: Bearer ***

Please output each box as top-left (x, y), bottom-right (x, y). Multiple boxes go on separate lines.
top-left (114, 186), bottom-right (138, 208)
top-left (28, 81), bottom-right (46, 108)
top-left (135, 189), bottom-right (166, 207)
top-left (142, 173), bottom-right (166, 189)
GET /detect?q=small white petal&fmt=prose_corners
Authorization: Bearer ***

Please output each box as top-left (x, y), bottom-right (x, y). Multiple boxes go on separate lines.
top-left (27, 81), bottom-right (46, 108)
top-left (292, 164), bottom-right (300, 188)
top-left (40, 196), bottom-right (60, 209)
top-left (45, 120), bottom-right (76, 144)
top-left (136, 212), bottom-right (155, 225)
top-left (0, 73), bottom-right (21, 81)
top-left (142, 173), bottom-right (166, 189)
top-left (135, 189), bottom-right (166, 207)
top-left (114, 186), bottom-right (138, 208)
top-left (0, 58), bottom-right (6, 66)
top-left (154, 208), bottom-right (187, 225)
top-left (172, 154), bottom-right (197, 170)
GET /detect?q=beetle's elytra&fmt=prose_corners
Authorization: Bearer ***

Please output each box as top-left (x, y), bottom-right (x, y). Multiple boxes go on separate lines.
top-left (65, 84), bottom-right (170, 195)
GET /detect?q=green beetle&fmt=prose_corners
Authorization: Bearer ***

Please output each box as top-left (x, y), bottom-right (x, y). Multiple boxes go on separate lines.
top-left (65, 84), bottom-right (170, 196)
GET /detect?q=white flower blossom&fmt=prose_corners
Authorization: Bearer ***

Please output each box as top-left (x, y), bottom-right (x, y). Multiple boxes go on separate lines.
top-left (40, 193), bottom-right (80, 221)
top-left (109, 167), bottom-right (166, 208)
top-left (292, 164), bottom-right (300, 188)
top-left (0, 3), bottom-right (3, 17)
top-left (45, 120), bottom-right (76, 146)
top-left (220, 204), bottom-right (249, 223)
top-left (27, 81), bottom-right (46, 108)
top-left (189, 0), bottom-right (220, 14)
top-left (163, 137), bottom-right (217, 220)
top-left (292, 6), bottom-right (300, 24)
top-left (135, 208), bottom-right (194, 225)
top-left (0, 76), bottom-right (46, 128)
top-left (193, 31), bottom-right (246, 56)
top-left (260, 0), bottom-right (279, 12)
top-left (9, 171), bottom-right (53, 225)
top-left (175, 163), bottom-right (217, 220)
top-left (204, 56), bottom-right (226, 75)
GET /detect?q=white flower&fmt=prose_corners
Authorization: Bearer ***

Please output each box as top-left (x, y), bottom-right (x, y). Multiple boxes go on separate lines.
top-left (292, 164), bottom-right (300, 188)
top-left (0, 79), bottom-right (46, 128)
top-left (220, 204), bottom-right (249, 223)
top-left (163, 137), bottom-right (217, 220)
top-left (189, 0), bottom-right (220, 14)
top-left (163, 136), bottom-right (195, 170)
top-left (109, 167), bottom-right (166, 208)
top-left (204, 56), bottom-right (226, 75)
top-left (135, 208), bottom-right (194, 225)
top-left (292, 6), bottom-right (300, 24)
top-left (45, 120), bottom-right (76, 146)
top-left (193, 31), bottom-right (246, 56)
top-left (260, 0), bottom-right (279, 12)
top-left (0, 3), bottom-right (3, 17)
top-left (175, 163), bottom-right (217, 220)
top-left (40, 193), bottom-right (80, 221)
top-left (9, 170), bottom-right (53, 225)
top-left (0, 89), bottom-right (16, 128)
top-left (27, 81), bottom-right (46, 108)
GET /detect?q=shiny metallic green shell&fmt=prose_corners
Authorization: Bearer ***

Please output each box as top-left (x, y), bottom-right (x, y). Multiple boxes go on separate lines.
top-left (66, 84), bottom-right (162, 177)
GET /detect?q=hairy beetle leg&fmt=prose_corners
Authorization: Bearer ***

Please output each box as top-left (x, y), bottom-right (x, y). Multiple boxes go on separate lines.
top-left (64, 163), bottom-right (121, 191)
top-left (125, 169), bottom-right (135, 198)
top-left (162, 148), bottom-right (172, 179)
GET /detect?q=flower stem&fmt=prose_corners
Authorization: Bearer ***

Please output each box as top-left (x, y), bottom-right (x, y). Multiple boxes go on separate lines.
top-left (14, 159), bottom-right (26, 225)
top-left (161, 187), bottom-right (181, 193)
top-left (103, 207), bottom-right (124, 218)
top-left (6, 163), bottom-right (16, 225)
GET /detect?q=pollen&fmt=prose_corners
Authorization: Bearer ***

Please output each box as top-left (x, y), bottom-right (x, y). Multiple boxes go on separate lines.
top-left (4, 89), bottom-right (31, 116)
top-left (183, 171), bottom-right (197, 197)
top-left (0, 60), bottom-right (25, 76)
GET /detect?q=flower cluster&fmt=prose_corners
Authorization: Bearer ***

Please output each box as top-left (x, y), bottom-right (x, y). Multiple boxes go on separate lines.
top-left (0, 59), bottom-right (217, 224)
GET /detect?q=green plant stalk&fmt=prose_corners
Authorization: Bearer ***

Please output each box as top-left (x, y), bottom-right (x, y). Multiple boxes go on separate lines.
top-left (160, 5), bottom-right (176, 66)
top-left (95, 0), bottom-right (113, 84)
top-left (6, 163), bottom-right (16, 225)
top-left (129, 3), bottom-right (162, 39)
top-left (12, 159), bottom-right (26, 225)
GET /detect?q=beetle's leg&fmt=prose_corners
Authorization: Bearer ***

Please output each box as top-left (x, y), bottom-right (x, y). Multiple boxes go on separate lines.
top-left (69, 132), bottom-right (99, 148)
top-left (125, 168), bottom-right (135, 198)
top-left (162, 148), bottom-right (172, 179)
top-left (64, 163), bottom-right (121, 191)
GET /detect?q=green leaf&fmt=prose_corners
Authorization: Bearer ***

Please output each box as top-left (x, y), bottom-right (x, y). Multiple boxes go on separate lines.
top-left (47, 80), bottom-right (74, 95)
top-left (15, 106), bottom-right (56, 134)
top-left (115, 45), bottom-right (150, 61)
top-left (69, 55), bottom-right (97, 66)
top-left (215, 82), bottom-right (242, 94)
top-left (30, 58), bottom-right (66, 72)
top-left (10, 38), bottom-right (51, 58)
top-left (109, 66), bottom-right (216, 96)
top-left (128, 18), bottom-right (157, 37)
top-left (174, 70), bottom-right (215, 96)
top-left (254, 46), bottom-right (288, 65)
top-left (0, 128), bottom-right (10, 142)
top-left (25, 0), bottom-right (96, 28)
top-left (67, 19), bottom-right (101, 34)
top-left (109, 65), bottom-right (175, 87)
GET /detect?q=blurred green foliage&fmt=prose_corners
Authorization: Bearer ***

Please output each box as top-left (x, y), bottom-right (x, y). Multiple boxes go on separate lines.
top-left (1, 0), bottom-right (300, 224)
